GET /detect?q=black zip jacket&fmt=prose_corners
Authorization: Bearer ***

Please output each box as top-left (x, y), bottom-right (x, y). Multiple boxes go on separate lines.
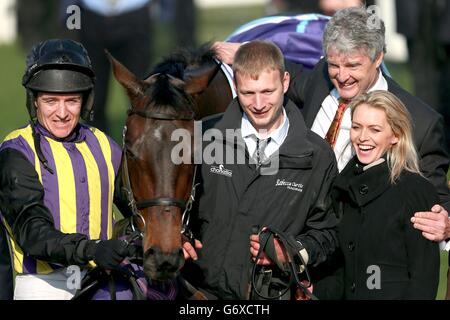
top-left (185, 98), bottom-right (339, 299)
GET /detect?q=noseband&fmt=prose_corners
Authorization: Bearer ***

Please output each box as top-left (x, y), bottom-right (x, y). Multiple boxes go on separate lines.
top-left (121, 107), bottom-right (198, 240)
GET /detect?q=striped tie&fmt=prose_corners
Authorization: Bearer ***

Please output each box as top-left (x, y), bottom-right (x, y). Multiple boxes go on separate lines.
top-left (325, 100), bottom-right (349, 148)
top-left (253, 137), bottom-right (271, 166)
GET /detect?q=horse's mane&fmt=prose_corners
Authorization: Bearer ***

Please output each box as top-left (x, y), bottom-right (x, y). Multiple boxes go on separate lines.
top-left (146, 74), bottom-right (194, 116)
top-left (145, 42), bottom-right (216, 115)
top-left (150, 42), bottom-right (217, 79)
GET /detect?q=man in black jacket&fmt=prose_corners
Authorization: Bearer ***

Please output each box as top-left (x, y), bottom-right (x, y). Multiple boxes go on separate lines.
top-left (182, 40), bottom-right (339, 299)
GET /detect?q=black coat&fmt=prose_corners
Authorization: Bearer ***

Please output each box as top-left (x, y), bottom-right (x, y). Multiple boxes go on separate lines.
top-left (185, 98), bottom-right (339, 299)
top-left (285, 59), bottom-right (450, 212)
top-left (331, 157), bottom-right (440, 299)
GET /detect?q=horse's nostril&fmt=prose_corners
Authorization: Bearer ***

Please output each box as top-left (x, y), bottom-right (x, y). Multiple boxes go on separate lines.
top-left (146, 248), bottom-right (155, 256)
top-left (157, 261), bottom-right (178, 273)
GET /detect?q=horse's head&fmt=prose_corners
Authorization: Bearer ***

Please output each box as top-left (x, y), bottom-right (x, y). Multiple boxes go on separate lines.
top-left (109, 53), bottom-right (196, 281)
top-left (151, 43), bottom-right (233, 120)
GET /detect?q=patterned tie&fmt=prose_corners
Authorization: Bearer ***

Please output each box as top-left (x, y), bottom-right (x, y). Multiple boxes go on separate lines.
top-left (325, 99), bottom-right (349, 148)
top-left (253, 137), bottom-right (271, 166)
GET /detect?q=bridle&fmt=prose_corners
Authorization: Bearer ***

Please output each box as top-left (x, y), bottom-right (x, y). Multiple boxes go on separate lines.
top-left (121, 106), bottom-right (199, 241)
top-left (120, 64), bottom-right (224, 241)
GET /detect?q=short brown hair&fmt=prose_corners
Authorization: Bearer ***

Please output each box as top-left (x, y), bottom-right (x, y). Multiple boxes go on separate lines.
top-left (232, 40), bottom-right (285, 80)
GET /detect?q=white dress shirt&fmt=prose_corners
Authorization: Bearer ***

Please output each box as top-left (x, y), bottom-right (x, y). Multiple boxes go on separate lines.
top-left (311, 70), bottom-right (388, 172)
top-left (241, 108), bottom-right (290, 159)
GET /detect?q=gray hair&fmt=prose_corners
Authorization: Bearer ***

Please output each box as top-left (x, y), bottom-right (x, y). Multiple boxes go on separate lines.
top-left (323, 6), bottom-right (386, 61)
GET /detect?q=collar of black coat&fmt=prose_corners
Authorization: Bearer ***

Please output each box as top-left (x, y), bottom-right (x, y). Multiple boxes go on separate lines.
top-left (333, 156), bottom-right (392, 207)
top-left (205, 96), bottom-right (315, 169)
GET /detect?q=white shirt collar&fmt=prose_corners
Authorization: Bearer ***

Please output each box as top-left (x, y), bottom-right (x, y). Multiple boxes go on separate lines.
top-left (241, 108), bottom-right (289, 144)
top-left (241, 107), bottom-right (290, 158)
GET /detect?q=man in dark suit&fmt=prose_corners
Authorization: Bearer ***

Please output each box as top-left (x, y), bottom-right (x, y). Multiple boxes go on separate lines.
top-left (214, 6), bottom-right (450, 298)
top-left (285, 6), bottom-right (450, 233)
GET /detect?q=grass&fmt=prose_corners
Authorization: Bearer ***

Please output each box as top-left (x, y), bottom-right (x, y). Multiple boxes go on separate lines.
top-left (0, 4), bottom-right (448, 299)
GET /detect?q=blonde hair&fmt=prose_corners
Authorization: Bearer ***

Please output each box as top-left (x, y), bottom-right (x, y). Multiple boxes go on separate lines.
top-left (232, 40), bottom-right (285, 81)
top-left (348, 90), bottom-right (421, 183)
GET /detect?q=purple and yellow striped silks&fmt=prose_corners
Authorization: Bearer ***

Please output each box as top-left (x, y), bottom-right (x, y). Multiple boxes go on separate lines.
top-left (1, 124), bottom-right (121, 274)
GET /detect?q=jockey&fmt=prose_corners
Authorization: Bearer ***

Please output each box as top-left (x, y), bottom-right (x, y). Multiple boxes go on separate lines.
top-left (0, 39), bottom-right (134, 300)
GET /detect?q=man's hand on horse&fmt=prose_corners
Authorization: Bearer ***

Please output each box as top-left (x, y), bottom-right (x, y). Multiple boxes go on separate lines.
top-left (212, 41), bottom-right (242, 65)
top-left (411, 204), bottom-right (450, 241)
top-left (182, 239), bottom-right (203, 261)
top-left (249, 233), bottom-right (287, 265)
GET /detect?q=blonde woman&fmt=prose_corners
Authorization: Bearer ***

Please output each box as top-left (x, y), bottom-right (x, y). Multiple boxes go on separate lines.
top-left (331, 90), bottom-right (440, 299)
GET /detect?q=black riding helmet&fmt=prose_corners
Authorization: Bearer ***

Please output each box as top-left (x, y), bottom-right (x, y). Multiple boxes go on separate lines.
top-left (22, 39), bottom-right (96, 121)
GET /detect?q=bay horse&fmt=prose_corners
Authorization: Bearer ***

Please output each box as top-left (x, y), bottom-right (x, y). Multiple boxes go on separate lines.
top-left (76, 45), bottom-right (233, 300)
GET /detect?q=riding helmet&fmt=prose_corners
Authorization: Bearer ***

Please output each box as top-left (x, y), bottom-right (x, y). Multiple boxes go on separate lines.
top-left (22, 39), bottom-right (96, 121)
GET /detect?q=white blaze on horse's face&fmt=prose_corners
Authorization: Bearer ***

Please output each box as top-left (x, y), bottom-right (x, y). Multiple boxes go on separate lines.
top-left (235, 68), bottom-right (289, 136)
top-left (153, 126), bottom-right (163, 142)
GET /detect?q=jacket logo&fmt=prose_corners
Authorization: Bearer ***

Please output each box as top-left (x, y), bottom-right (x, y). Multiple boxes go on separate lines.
top-left (210, 164), bottom-right (232, 177)
top-left (275, 179), bottom-right (303, 192)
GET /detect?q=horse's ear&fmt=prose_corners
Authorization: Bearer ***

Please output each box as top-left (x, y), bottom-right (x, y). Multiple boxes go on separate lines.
top-left (167, 74), bottom-right (186, 89)
top-left (106, 50), bottom-right (145, 101)
top-left (183, 64), bottom-right (217, 95)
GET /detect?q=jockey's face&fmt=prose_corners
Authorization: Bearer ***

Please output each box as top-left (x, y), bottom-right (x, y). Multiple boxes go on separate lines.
top-left (35, 92), bottom-right (82, 138)
top-left (327, 48), bottom-right (384, 101)
top-left (235, 68), bottom-right (290, 136)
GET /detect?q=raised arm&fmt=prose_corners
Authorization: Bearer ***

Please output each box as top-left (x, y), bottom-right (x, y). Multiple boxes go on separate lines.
top-left (212, 41), bottom-right (242, 65)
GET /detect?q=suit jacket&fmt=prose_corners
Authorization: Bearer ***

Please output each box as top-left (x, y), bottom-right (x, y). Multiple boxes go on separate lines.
top-left (285, 59), bottom-right (450, 212)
